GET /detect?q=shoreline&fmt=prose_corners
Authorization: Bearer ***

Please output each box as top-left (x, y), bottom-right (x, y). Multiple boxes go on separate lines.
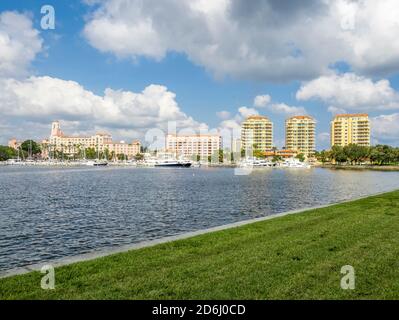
top-left (1, 189), bottom-right (399, 299)
top-left (3, 161), bottom-right (399, 171)
top-left (317, 164), bottom-right (399, 171)
top-left (1, 187), bottom-right (398, 280)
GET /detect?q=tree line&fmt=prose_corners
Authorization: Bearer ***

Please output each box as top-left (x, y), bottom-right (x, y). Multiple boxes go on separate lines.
top-left (315, 144), bottom-right (399, 166)
top-left (0, 140), bottom-right (41, 161)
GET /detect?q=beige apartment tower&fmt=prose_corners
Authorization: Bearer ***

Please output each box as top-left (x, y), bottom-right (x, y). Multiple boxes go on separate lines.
top-left (285, 116), bottom-right (316, 158)
top-left (241, 115), bottom-right (273, 152)
top-left (331, 114), bottom-right (370, 147)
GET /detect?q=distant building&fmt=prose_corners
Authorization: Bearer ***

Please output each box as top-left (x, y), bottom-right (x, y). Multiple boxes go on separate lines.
top-left (8, 138), bottom-right (48, 159)
top-left (8, 138), bottom-right (20, 150)
top-left (166, 134), bottom-right (222, 159)
top-left (331, 114), bottom-right (370, 147)
top-left (285, 115), bottom-right (316, 158)
top-left (48, 121), bottom-right (141, 159)
top-left (264, 149), bottom-right (298, 159)
top-left (241, 115), bottom-right (273, 152)
top-left (232, 138), bottom-right (242, 154)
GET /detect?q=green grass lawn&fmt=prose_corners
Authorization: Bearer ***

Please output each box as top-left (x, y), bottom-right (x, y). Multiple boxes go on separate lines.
top-left (1, 191), bottom-right (399, 300)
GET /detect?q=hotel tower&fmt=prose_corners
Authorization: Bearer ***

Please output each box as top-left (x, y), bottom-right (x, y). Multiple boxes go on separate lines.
top-left (285, 115), bottom-right (316, 158)
top-left (241, 115), bottom-right (273, 152)
top-left (330, 114), bottom-right (370, 147)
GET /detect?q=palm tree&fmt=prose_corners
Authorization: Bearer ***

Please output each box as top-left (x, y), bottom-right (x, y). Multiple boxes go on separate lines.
top-left (60, 143), bottom-right (64, 161)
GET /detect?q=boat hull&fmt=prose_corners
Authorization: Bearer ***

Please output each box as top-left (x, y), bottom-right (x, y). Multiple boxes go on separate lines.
top-left (155, 163), bottom-right (192, 168)
top-left (92, 163), bottom-right (108, 166)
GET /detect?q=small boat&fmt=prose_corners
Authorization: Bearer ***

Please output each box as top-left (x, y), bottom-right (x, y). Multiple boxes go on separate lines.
top-left (86, 160), bottom-right (108, 167)
top-left (239, 158), bottom-right (275, 168)
top-left (154, 160), bottom-right (192, 167)
top-left (5, 159), bottom-right (22, 165)
top-left (281, 159), bottom-right (311, 169)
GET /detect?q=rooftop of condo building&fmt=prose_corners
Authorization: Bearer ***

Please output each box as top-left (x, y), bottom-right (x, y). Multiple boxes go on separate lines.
top-left (244, 115), bottom-right (271, 121)
top-left (286, 115), bottom-right (315, 121)
top-left (334, 113), bottom-right (369, 118)
top-left (166, 133), bottom-right (222, 137)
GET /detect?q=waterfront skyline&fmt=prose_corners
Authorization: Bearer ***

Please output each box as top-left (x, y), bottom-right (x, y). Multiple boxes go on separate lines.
top-left (1, 1), bottom-right (399, 303)
top-left (6, 112), bottom-right (372, 156)
top-left (1, 1), bottom-right (399, 150)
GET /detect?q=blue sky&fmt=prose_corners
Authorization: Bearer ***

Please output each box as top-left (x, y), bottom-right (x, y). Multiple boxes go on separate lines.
top-left (1, 0), bottom-right (399, 149)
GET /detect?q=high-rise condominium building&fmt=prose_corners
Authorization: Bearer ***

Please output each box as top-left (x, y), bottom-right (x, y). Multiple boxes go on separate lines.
top-left (166, 134), bottom-right (222, 159)
top-left (285, 116), bottom-right (316, 158)
top-left (241, 115), bottom-right (273, 152)
top-left (48, 121), bottom-right (141, 159)
top-left (330, 114), bottom-right (370, 147)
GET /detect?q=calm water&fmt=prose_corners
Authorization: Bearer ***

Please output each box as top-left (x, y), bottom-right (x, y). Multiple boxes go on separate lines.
top-left (1, 166), bottom-right (399, 271)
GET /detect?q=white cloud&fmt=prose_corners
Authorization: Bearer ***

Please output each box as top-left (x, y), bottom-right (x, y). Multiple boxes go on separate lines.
top-left (297, 73), bottom-right (399, 111)
top-left (0, 76), bottom-right (99, 119)
top-left (338, 0), bottom-right (399, 76)
top-left (218, 118), bottom-right (241, 131)
top-left (216, 110), bottom-right (231, 120)
top-left (0, 11), bottom-right (213, 146)
top-left (0, 76), bottom-right (208, 143)
top-left (216, 101), bottom-right (308, 148)
top-left (328, 106), bottom-right (347, 115)
top-left (371, 113), bottom-right (399, 145)
top-left (237, 106), bottom-right (258, 118)
top-left (267, 103), bottom-right (307, 116)
top-left (218, 118), bottom-right (242, 147)
top-left (253, 93), bottom-right (307, 116)
top-left (254, 94), bottom-right (271, 108)
top-left (83, 0), bottom-right (399, 81)
top-left (317, 132), bottom-right (331, 150)
top-left (217, 106), bottom-right (259, 145)
top-left (0, 11), bottom-right (43, 78)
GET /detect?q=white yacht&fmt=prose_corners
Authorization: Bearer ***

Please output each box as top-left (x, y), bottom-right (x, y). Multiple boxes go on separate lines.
top-left (85, 160), bottom-right (108, 167)
top-left (281, 158), bottom-right (311, 168)
top-left (239, 158), bottom-right (275, 168)
top-left (5, 158), bottom-right (22, 165)
top-left (154, 159), bottom-right (192, 167)
top-left (145, 151), bottom-right (193, 168)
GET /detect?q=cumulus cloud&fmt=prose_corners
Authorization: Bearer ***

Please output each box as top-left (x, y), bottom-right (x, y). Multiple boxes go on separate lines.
top-left (216, 96), bottom-right (309, 149)
top-left (267, 103), bottom-right (307, 116)
top-left (0, 10), bottom-right (211, 145)
top-left (0, 11), bottom-right (43, 78)
top-left (237, 106), bottom-right (258, 118)
top-left (217, 106), bottom-right (259, 144)
top-left (254, 95), bottom-right (271, 108)
top-left (83, 0), bottom-right (399, 81)
top-left (297, 73), bottom-right (399, 111)
top-left (0, 76), bottom-right (208, 143)
top-left (253, 93), bottom-right (307, 115)
top-left (371, 113), bottom-right (399, 146)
